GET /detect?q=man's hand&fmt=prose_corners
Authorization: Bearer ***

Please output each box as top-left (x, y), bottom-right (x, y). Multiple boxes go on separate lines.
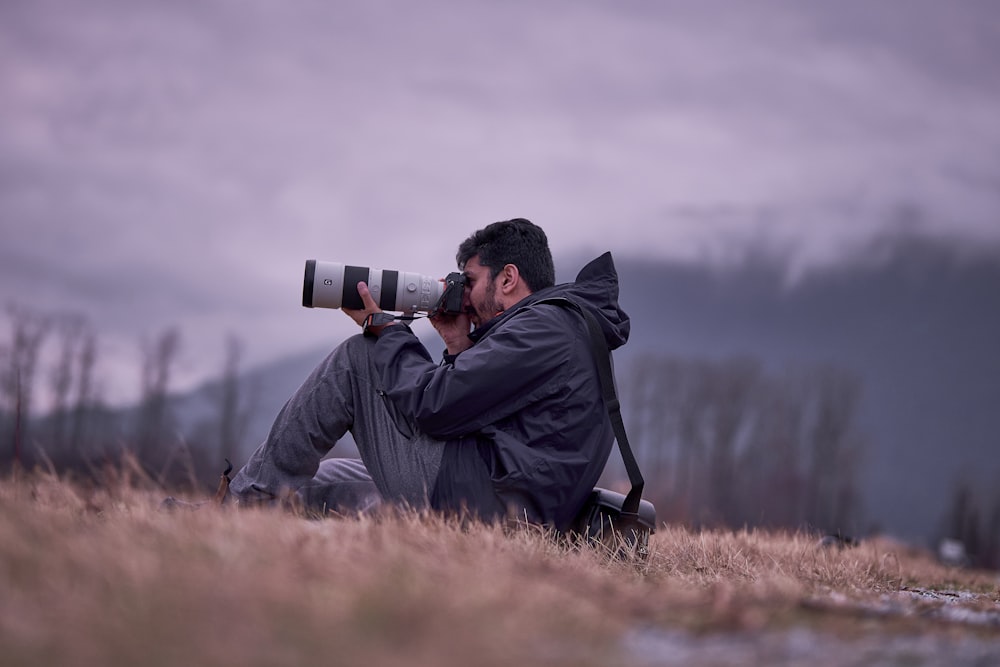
top-left (430, 309), bottom-right (473, 355)
top-left (342, 282), bottom-right (394, 335)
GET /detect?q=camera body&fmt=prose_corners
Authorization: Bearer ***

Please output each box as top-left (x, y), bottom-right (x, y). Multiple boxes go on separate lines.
top-left (435, 272), bottom-right (466, 316)
top-left (303, 261), bottom-right (466, 315)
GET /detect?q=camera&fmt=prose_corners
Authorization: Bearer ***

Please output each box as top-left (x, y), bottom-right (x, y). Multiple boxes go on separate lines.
top-left (303, 261), bottom-right (466, 315)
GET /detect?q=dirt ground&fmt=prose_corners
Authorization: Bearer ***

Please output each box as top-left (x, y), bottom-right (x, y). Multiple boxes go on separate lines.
top-left (625, 586), bottom-right (1000, 666)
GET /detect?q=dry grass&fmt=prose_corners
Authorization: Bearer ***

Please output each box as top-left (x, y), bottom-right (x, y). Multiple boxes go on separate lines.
top-left (1, 471), bottom-right (998, 667)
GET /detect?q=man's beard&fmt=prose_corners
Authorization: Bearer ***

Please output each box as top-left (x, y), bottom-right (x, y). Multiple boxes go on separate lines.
top-left (473, 280), bottom-right (504, 325)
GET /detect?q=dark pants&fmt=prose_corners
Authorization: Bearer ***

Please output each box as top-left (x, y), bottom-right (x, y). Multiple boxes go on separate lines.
top-left (228, 334), bottom-right (445, 513)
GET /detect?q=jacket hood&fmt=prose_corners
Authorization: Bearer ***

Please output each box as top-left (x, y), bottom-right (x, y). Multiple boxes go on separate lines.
top-left (472, 252), bottom-right (630, 351)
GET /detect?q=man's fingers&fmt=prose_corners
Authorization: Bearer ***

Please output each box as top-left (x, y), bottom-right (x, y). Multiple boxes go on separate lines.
top-left (358, 282), bottom-right (379, 310)
top-left (340, 282), bottom-right (383, 328)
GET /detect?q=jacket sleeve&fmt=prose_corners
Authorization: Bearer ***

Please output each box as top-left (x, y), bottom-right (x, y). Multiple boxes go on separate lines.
top-left (372, 305), bottom-right (579, 440)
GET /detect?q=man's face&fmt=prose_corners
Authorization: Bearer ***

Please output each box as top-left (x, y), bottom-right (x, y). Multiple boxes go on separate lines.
top-left (462, 255), bottom-right (504, 328)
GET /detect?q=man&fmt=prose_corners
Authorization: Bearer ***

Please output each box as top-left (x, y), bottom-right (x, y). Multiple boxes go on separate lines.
top-left (228, 218), bottom-right (630, 531)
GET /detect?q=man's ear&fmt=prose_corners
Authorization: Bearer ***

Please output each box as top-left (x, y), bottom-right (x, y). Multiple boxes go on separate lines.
top-left (499, 264), bottom-right (520, 294)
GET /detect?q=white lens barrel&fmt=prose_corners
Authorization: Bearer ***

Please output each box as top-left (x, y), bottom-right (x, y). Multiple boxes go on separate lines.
top-left (394, 272), bottom-right (445, 313)
top-left (304, 261), bottom-right (445, 313)
top-left (306, 260), bottom-right (348, 309)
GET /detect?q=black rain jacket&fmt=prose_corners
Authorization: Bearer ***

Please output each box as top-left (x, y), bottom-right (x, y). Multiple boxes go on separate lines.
top-left (371, 252), bottom-right (629, 531)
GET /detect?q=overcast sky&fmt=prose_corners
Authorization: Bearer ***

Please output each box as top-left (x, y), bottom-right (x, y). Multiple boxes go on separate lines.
top-left (2, 0), bottom-right (999, 405)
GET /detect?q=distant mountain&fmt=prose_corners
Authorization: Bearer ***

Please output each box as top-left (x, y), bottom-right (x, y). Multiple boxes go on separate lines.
top-left (175, 234), bottom-right (1000, 544)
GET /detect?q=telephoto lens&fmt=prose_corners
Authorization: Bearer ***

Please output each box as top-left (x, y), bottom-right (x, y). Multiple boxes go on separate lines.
top-left (303, 261), bottom-right (445, 313)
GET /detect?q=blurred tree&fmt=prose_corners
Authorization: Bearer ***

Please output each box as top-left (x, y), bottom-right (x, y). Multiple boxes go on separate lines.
top-left (984, 495), bottom-right (1000, 570)
top-left (737, 373), bottom-right (805, 528)
top-left (623, 353), bottom-right (865, 534)
top-left (134, 327), bottom-right (181, 463)
top-left (1, 304), bottom-right (51, 466)
top-left (946, 482), bottom-right (980, 564)
top-left (801, 365), bottom-right (863, 534)
top-left (705, 358), bottom-right (760, 525)
top-left (216, 333), bottom-right (250, 465)
top-left (48, 313), bottom-right (90, 450)
top-left (671, 359), bottom-right (712, 523)
top-left (69, 326), bottom-right (100, 452)
top-left (624, 355), bottom-right (711, 523)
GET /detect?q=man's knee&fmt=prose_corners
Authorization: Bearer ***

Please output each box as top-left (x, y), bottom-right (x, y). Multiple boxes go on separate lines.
top-left (332, 332), bottom-right (377, 366)
top-left (341, 332), bottom-right (375, 355)
top-left (313, 333), bottom-right (376, 382)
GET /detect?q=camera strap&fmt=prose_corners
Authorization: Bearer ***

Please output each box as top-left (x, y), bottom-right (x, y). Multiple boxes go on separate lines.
top-left (362, 311), bottom-right (421, 335)
top-left (534, 297), bottom-right (645, 519)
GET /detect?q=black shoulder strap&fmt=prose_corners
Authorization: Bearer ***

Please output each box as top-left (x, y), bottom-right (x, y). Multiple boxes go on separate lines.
top-left (535, 297), bottom-right (645, 517)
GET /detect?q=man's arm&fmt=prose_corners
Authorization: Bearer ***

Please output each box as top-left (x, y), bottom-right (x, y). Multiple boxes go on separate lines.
top-left (342, 281), bottom-right (473, 354)
top-left (375, 305), bottom-right (581, 440)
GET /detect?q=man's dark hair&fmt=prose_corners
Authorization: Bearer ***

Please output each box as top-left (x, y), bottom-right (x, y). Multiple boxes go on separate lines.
top-left (456, 218), bottom-right (556, 292)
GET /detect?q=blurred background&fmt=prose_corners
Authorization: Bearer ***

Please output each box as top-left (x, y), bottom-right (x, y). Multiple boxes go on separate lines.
top-left (2, 1), bottom-right (998, 565)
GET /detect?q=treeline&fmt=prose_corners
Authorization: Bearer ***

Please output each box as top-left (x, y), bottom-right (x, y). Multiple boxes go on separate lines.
top-left (620, 352), bottom-right (1000, 570)
top-left (621, 354), bottom-right (865, 536)
top-left (940, 481), bottom-right (1000, 571)
top-left (0, 303), bottom-right (250, 490)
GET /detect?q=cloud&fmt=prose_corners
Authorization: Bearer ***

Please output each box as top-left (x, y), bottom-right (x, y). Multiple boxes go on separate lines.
top-left (2, 0), bottom-right (999, 403)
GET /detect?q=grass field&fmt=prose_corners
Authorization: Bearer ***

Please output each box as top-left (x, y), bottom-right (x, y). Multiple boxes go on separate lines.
top-left (1, 469), bottom-right (998, 667)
